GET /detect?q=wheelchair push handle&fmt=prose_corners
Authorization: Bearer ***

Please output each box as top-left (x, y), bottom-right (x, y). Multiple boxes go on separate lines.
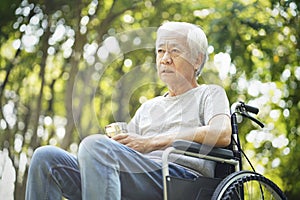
top-left (242, 103), bottom-right (259, 114)
top-left (232, 101), bottom-right (258, 114)
top-left (232, 101), bottom-right (264, 128)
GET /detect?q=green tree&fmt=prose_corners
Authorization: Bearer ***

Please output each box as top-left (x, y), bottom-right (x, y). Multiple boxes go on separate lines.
top-left (0, 0), bottom-right (299, 199)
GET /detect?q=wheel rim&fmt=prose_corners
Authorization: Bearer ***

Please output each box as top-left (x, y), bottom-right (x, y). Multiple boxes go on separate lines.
top-left (214, 171), bottom-right (286, 200)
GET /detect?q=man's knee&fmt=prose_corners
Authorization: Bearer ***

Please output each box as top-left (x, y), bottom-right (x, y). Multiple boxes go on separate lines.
top-left (78, 134), bottom-right (111, 161)
top-left (29, 146), bottom-right (59, 171)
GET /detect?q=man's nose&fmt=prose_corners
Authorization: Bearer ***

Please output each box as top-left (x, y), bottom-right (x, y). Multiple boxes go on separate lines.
top-left (161, 51), bottom-right (172, 64)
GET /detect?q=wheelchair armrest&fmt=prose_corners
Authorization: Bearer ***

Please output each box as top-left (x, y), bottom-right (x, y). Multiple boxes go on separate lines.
top-left (172, 140), bottom-right (234, 159)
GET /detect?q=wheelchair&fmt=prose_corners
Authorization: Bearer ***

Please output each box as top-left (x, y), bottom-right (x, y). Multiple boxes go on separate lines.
top-left (162, 101), bottom-right (287, 200)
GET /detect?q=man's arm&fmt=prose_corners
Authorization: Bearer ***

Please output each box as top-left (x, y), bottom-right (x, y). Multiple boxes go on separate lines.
top-left (113, 114), bottom-right (231, 153)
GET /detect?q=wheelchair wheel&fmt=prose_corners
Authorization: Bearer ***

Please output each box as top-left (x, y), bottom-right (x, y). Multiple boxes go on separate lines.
top-left (211, 170), bottom-right (287, 200)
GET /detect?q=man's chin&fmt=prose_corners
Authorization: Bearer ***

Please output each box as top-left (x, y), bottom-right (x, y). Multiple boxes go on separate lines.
top-left (160, 76), bottom-right (179, 85)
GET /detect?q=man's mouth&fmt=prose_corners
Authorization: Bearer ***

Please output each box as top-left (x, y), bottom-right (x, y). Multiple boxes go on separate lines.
top-left (162, 69), bottom-right (174, 73)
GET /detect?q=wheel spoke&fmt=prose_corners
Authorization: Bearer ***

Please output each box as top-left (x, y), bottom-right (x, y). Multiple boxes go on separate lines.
top-left (212, 171), bottom-right (287, 200)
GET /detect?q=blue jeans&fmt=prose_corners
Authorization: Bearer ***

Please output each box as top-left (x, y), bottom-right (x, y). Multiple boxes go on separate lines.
top-left (25, 134), bottom-right (198, 200)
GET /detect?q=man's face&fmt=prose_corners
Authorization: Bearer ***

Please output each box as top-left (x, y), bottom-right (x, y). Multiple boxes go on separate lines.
top-left (156, 29), bottom-right (197, 87)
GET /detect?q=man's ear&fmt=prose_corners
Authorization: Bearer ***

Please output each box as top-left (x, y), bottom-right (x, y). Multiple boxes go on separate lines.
top-left (194, 53), bottom-right (204, 70)
top-left (196, 53), bottom-right (204, 65)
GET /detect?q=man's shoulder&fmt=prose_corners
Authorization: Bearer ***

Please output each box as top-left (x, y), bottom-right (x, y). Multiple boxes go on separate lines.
top-left (197, 84), bottom-right (225, 93)
top-left (140, 96), bottom-right (164, 106)
top-left (199, 83), bottom-right (224, 89)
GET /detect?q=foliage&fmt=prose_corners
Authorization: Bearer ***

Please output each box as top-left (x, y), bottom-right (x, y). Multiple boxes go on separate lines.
top-left (0, 0), bottom-right (299, 199)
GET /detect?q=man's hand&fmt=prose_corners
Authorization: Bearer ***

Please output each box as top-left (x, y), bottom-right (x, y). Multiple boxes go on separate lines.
top-left (112, 133), bottom-right (153, 153)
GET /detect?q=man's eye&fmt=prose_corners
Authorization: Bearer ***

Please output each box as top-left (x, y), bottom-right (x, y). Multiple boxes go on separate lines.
top-left (171, 49), bottom-right (181, 56)
top-left (157, 49), bottom-right (164, 54)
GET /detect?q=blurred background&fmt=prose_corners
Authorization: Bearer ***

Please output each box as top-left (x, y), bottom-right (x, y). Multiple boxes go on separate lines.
top-left (0, 0), bottom-right (299, 199)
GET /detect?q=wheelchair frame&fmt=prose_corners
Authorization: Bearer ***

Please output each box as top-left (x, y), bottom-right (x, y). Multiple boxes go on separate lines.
top-left (162, 145), bottom-right (240, 199)
top-left (162, 101), bottom-right (287, 200)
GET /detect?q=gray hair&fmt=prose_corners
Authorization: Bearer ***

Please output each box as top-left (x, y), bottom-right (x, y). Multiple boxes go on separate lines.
top-left (157, 22), bottom-right (208, 76)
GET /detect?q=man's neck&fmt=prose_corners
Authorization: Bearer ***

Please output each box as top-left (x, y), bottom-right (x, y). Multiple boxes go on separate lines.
top-left (167, 82), bottom-right (198, 97)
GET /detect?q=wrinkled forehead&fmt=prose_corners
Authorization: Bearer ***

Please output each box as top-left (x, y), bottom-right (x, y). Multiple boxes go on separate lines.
top-left (156, 28), bottom-right (188, 48)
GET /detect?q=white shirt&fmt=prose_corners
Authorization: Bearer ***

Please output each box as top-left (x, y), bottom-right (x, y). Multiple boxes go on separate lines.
top-left (128, 84), bottom-right (230, 177)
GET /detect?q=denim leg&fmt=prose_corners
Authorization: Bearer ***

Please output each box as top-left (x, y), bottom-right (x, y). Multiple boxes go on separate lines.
top-left (78, 134), bottom-right (197, 200)
top-left (25, 146), bottom-right (81, 200)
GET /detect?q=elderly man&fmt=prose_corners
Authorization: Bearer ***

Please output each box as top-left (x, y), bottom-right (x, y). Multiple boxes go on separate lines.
top-left (25, 21), bottom-right (231, 200)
